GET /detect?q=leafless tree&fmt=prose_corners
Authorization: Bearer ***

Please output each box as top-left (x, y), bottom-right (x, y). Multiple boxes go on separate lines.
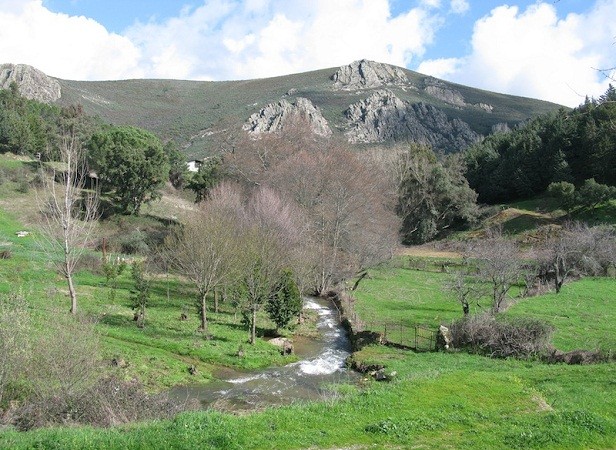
top-left (445, 272), bottom-right (484, 316)
top-left (224, 124), bottom-right (397, 295)
top-left (465, 229), bottom-right (524, 314)
top-left (237, 187), bottom-right (307, 344)
top-left (269, 146), bottom-right (398, 295)
top-left (165, 182), bottom-right (243, 336)
top-left (540, 222), bottom-right (616, 293)
top-left (37, 127), bottom-right (99, 314)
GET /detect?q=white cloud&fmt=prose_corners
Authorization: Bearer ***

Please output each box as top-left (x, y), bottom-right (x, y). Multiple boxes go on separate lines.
top-left (0, 0), bottom-right (444, 82)
top-left (125, 0), bottom-right (442, 80)
top-left (417, 57), bottom-right (460, 78)
top-left (421, 0), bottom-right (441, 9)
top-left (450, 0), bottom-right (469, 15)
top-left (0, 0), bottom-right (143, 80)
top-left (417, 1), bottom-right (616, 106)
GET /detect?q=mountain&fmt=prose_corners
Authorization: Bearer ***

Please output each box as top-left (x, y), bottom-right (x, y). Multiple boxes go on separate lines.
top-left (2, 60), bottom-right (564, 159)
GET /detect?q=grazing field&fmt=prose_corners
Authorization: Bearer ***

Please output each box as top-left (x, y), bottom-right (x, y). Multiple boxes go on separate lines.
top-left (1, 350), bottom-right (614, 449)
top-left (504, 277), bottom-right (616, 352)
top-left (1, 155), bottom-right (614, 449)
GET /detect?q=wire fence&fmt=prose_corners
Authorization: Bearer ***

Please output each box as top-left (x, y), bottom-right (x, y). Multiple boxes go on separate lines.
top-left (361, 320), bottom-right (438, 351)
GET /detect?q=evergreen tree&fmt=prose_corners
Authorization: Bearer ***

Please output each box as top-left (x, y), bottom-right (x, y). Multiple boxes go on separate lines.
top-left (88, 126), bottom-right (169, 215)
top-left (266, 269), bottom-right (302, 332)
top-left (130, 261), bottom-right (150, 328)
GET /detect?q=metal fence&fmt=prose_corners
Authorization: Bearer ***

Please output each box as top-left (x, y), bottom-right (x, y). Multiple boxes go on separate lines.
top-left (361, 320), bottom-right (437, 351)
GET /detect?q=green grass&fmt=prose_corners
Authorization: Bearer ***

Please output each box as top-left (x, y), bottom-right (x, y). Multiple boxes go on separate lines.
top-left (352, 257), bottom-right (615, 353)
top-left (1, 350), bottom-right (614, 449)
top-left (504, 277), bottom-right (616, 351)
top-left (352, 258), bottom-right (462, 330)
top-left (0, 220), bottom-right (295, 390)
top-left (1, 154), bottom-right (615, 448)
top-left (571, 199), bottom-right (616, 226)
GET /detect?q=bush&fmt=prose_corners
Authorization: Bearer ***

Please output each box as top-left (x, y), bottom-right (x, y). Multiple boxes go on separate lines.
top-left (118, 230), bottom-right (150, 254)
top-left (74, 252), bottom-right (103, 274)
top-left (13, 376), bottom-right (190, 430)
top-left (449, 313), bottom-right (553, 358)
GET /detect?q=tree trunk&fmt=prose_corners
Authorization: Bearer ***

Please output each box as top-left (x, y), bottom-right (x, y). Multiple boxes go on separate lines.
top-left (351, 271), bottom-right (368, 291)
top-left (214, 289), bottom-right (219, 313)
top-left (250, 306), bottom-right (257, 345)
top-left (199, 291), bottom-right (208, 336)
top-left (67, 273), bottom-right (77, 315)
top-left (462, 303), bottom-right (469, 316)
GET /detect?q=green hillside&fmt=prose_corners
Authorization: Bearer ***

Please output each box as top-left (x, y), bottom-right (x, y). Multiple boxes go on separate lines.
top-left (55, 64), bottom-right (563, 159)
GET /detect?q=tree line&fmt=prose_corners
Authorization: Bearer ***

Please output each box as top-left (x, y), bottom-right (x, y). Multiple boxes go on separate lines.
top-left (465, 85), bottom-right (616, 204)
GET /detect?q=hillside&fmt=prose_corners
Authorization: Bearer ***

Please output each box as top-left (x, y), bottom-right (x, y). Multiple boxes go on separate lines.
top-left (2, 61), bottom-right (563, 159)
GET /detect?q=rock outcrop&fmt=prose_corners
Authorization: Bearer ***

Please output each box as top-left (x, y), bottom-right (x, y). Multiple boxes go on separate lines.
top-left (0, 63), bottom-right (61, 103)
top-left (332, 59), bottom-right (409, 90)
top-left (244, 97), bottom-right (332, 137)
top-left (424, 85), bottom-right (466, 108)
top-left (345, 89), bottom-right (481, 152)
top-left (423, 77), bottom-right (465, 107)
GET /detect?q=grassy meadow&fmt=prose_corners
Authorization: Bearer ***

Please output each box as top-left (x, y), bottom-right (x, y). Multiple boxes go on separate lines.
top-left (0, 154), bottom-right (615, 449)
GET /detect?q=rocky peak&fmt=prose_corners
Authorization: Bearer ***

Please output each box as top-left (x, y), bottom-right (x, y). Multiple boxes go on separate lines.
top-left (0, 63), bottom-right (61, 103)
top-left (331, 59), bottom-right (409, 90)
top-left (243, 97), bottom-right (332, 137)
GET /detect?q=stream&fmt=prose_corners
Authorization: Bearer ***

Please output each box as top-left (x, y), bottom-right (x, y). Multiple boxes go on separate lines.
top-left (170, 297), bottom-right (358, 411)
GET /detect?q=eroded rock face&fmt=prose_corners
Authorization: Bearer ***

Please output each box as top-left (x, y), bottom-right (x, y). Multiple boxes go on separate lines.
top-left (243, 97), bottom-right (332, 137)
top-left (332, 59), bottom-right (409, 90)
top-left (345, 89), bottom-right (480, 152)
top-left (0, 63), bottom-right (61, 103)
top-left (424, 85), bottom-right (466, 108)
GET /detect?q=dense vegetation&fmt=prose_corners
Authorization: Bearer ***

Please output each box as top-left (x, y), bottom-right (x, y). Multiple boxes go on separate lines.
top-left (465, 85), bottom-right (616, 204)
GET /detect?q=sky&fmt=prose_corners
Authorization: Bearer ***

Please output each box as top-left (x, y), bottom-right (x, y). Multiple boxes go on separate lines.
top-left (1, 0), bottom-right (615, 107)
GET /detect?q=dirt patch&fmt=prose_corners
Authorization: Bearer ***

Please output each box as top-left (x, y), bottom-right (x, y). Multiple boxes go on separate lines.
top-left (396, 245), bottom-right (461, 258)
top-left (532, 393), bottom-right (553, 412)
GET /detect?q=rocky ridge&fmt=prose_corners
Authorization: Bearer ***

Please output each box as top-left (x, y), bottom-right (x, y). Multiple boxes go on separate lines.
top-left (331, 59), bottom-right (409, 90)
top-left (243, 97), bottom-right (332, 137)
top-left (0, 63), bottom-right (61, 103)
top-left (345, 89), bottom-right (481, 151)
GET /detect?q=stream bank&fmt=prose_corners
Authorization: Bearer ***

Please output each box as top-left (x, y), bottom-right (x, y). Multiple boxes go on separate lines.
top-left (169, 297), bottom-right (359, 411)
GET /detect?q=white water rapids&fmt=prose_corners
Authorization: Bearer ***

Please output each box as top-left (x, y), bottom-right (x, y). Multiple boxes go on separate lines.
top-left (170, 297), bottom-right (357, 410)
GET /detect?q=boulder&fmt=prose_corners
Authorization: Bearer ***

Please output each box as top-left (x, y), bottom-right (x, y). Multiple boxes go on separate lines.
top-left (424, 85), bottom-right (466, 108)
top-left (437, 325), bottom-right (453, 350)
top-left (268, 337), bottom-right (294, 355)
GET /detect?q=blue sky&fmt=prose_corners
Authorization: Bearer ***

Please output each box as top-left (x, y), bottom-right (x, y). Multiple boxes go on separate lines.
top-left (2, 0), bottom-right (615, 106)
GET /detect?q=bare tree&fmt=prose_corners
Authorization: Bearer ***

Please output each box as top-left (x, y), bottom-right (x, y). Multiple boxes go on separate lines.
top-left (270, 146), bottom-right (398, 295)
top-left (165, 182), bottom-right (243, 337)
top-left (540, 222), bottom-right (616, 293)
top-left (37, 127), bottom-right (99, 314)
top-left (445, 272), bottom-right (484, 316)
top-left (237, 187), bottom-right (306, 344)
top-left (465, 229), bottom-right (524, 314)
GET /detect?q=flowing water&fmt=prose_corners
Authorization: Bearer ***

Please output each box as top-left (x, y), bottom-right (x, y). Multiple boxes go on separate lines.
top-left (170, 297), bottom-right (358, 411)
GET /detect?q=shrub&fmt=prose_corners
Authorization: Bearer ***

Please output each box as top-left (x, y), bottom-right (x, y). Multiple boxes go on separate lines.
top-left (74, 252), bottom-right (102, 274)
top-left (449, 313), bottom-right (553, 358)
top-left (118, 230), bottom-right (150, 254)
top-left (13, 376), bottom-right (189, 430)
